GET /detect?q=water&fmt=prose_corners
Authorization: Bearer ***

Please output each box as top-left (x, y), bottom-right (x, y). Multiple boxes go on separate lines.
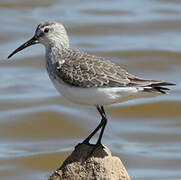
top-left (0, 0), bottom-right (181, 179)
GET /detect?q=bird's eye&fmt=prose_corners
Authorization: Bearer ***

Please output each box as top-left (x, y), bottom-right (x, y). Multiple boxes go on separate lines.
top-left (44, 28), bottom-right (49, 33)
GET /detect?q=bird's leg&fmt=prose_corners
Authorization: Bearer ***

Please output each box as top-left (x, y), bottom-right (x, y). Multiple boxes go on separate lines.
top-left (83, 105), bottom-right (104, 145)
top-left (95, 105), bottom-right (107, 146)
top-left (84, 106), bottom-right (108, 160)
top-left (101, 105), bottom-right (106, 116)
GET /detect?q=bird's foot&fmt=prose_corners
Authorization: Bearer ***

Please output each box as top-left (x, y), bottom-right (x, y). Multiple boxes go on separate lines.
top-left (83, 142), bottom-right (103, 162)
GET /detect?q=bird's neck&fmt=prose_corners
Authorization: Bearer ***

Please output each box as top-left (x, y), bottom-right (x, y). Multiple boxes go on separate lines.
top-left (45, 42), bottom-right (69, 64)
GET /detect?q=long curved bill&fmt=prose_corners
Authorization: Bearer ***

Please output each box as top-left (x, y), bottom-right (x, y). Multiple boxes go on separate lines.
top-left (8, 36), bottom-right (39, 59)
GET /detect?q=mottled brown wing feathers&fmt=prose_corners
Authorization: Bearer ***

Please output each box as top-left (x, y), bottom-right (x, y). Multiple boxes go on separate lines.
top-left (127, 75), bottom-right (176, 87)
top-left (56, 49), bottom-right (175, 88)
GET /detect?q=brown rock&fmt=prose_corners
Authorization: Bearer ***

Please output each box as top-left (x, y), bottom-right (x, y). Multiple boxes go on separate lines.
top-left (48, 143), bottom-right (130, 180)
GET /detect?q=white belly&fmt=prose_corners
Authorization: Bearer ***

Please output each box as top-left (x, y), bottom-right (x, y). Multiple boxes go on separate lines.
top-left (51, 78), bottom-right (159, 106)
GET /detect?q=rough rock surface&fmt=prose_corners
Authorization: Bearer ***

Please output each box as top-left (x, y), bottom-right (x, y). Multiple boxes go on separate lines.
top-left (48, 143), bottom-right (130, 180)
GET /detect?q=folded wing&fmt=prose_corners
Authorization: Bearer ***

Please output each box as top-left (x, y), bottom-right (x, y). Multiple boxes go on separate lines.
top-left (56, 49), bottom-right (175, 94)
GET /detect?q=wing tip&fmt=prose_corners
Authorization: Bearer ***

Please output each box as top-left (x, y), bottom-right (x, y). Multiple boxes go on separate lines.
top-left (159, 82), bottom-right (176, 86)
top-left (144, 85), bottom-right (174, 94)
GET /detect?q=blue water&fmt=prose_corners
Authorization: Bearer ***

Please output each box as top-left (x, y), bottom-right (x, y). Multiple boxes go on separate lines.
top-left (0, 0), bottom-right (181, 179)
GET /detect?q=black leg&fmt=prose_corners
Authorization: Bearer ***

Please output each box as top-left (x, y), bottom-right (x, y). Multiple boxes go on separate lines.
top-left (101, 105), bottom-right (106, 116)
top-left (83, 105), bottom-right (104, 144)
top-left (83, 105), bottom-right (107, 145)
top-left (82, 105), bottom-right (108, 160)
top-left (96, 106), bottom-right (107, 145)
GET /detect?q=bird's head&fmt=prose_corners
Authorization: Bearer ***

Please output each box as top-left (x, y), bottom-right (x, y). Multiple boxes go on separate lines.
top-left (8, 21), bottom-right (69, 59)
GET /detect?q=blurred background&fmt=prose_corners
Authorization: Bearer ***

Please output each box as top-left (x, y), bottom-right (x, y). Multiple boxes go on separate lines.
top-left (0, 0), bottom-right (181, 179)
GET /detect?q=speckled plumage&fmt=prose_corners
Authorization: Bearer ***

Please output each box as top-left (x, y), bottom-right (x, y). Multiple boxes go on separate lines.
top-left (47, 47), bottom-right (173, 90)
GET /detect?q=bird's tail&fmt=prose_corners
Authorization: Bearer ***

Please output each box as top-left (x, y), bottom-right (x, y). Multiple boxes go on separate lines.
top-left (144, 82), bottom-right (176, 94)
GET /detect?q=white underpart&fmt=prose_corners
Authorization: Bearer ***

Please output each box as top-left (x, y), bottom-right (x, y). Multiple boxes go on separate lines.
top-left (51, 78), bottom-right (159, 106)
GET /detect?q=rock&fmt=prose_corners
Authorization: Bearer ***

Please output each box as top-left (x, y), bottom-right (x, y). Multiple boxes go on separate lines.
top-left (48, 143), bottom-right (130, 180)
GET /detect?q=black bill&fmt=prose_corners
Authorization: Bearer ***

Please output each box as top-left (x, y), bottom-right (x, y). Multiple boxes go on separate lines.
top-left (8, 35), bottom-right (39, 59)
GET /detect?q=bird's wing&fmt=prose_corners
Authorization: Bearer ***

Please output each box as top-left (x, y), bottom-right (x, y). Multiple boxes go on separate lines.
top-left (55, 49), bottom-right (175, 88)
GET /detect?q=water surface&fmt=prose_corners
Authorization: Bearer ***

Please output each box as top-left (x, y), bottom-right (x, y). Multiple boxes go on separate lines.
top-left (0, 0), bottom-right (181, 179)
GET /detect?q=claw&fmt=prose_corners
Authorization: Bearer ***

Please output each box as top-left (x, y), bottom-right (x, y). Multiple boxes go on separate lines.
top-left (84, 143), bottom-right (103, 162)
